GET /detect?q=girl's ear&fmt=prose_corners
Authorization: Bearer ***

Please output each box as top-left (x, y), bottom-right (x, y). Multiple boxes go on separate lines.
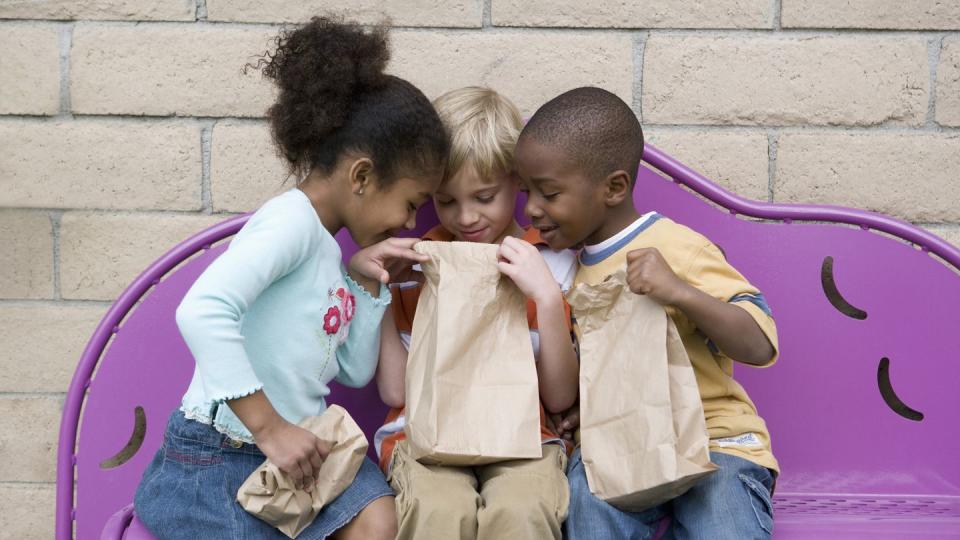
top-left (348, 156), bottom-right (377, 195)
top-left (603, 170), bottom-right (632, 206)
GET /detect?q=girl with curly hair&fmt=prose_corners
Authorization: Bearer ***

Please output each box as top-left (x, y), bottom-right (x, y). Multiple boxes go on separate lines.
top-left (134, 17), bottom-right (448, 539)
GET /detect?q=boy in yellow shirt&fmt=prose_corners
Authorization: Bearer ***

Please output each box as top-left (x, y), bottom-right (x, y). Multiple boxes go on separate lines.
top-left (515, 87), bottom-right (779, 539)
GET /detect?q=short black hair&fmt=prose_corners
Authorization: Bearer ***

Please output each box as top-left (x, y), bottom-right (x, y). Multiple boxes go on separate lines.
top-left (251, 17), bottom-right (448, 187)
top-left (520, 87), bottom-right (643, 184)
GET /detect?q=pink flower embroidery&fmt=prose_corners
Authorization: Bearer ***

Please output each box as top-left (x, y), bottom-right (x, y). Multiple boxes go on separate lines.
top-left (344, 294), bottom-right (356, 322)
top-left (323, 306), bottom-right (342, 335)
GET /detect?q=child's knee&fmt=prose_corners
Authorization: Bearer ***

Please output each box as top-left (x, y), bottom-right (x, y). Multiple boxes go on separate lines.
top-left (480, 469), bottom-right (569, 531)
top-left (336, 496), bottom-right (397, 540)
top-left (405, 481), bottom-right (477, 518)
top-left (479, 491), bottom-right (564, 539)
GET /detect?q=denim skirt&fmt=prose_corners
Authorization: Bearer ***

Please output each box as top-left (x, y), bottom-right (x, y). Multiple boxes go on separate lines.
top-left (135, 410), bottom-right (393, 539)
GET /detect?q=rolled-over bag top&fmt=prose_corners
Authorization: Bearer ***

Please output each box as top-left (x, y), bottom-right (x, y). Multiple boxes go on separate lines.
top-left (567, 268), bottom-right (716, 512)
top-left (236, 405), bottom-right (368, 539)
top-left (404, 241), bottom-right (542, 465)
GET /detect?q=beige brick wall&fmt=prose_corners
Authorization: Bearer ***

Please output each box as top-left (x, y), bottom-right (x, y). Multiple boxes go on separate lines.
top-left (643, 35), bottom-right (930, 126)
top-left (0, 1), bottom-right (958, 535)
top-left (937, 38), bottom-right (960, 127)
top-left (0, 25), bottom-right (61, 115)
top-left (781, 0), bottom-right (960, 30)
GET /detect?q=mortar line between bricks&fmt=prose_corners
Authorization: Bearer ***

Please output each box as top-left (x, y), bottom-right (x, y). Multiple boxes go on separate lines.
top-left (3, 17), bottom-right (960, 36)
top-left (196, 0), bottom-right (208, 21)
top-left (56, 23), bottom-right (73, 118)
top-left (0, 114), bottom-right (268, 123)
top-left (201, 120), bottom-right (214, 214)
top-left (0, 298), bottom-right (112, 307)
top-left (772, 0), bottom-right (782, 31)
top-left (645, 28), bottom-right (960, 39)
top-left (632, 32), bottom-right (647, 121)
top-left (9, 19), bottom-right (958, 37)
top-left (916, 222), bottom-right (960, 229)
top-left (482, 0), bottom-right (491, 28)
top-left (0, 207), bottom-right (239, 217)
top-left (50, 212), bottom-right (62, 300)
top-left (3, 114), bottom-right (958, 133)
top-left (0, 391), bottom-right (66, 397)
top-left (767, 129), bottom-right (779, 203)
top-left (927, 34), bottom-right (945, 127)
top-left (0, 481), bottom-right (57, 487)
top-left (641, 124), bottom-right (960, 134)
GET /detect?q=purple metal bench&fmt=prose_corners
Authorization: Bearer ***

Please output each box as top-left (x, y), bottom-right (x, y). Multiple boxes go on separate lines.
top-left (57, 145), bottom-right (960, 539)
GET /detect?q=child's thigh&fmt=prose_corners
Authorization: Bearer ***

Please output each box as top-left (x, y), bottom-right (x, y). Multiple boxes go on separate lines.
top-left (388, 442), bottom-right (480, 514)
top-left (475, 445), bottom-right (570, 539)
top-left (564, 447), bottom-right (667, 540)
top-left (134, 412), bottom-right (279, 540)
top-left (476, 444), bottom-right (569, 512)
top-left (668, 452), bottom-right (774, 540)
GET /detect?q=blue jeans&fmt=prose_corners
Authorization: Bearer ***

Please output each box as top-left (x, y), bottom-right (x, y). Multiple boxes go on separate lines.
top-left (135, 410), bottom-right (394, 540)
top-left (565, 448), bottom-right (775, 540)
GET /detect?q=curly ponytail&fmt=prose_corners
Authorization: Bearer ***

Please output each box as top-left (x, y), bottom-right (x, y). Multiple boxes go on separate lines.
top-left (251, 17), bottom-right (448, 186)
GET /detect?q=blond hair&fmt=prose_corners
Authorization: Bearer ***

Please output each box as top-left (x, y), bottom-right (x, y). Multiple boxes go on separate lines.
top-left (432, 86), bottom-right (523, 181)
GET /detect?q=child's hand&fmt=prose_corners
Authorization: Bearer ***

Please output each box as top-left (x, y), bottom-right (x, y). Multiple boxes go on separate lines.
top-left (349, 237), bottom-right (428, 285)
top-left (254, 418), bottom-right (332, 492)
top-left (496, 236), bottom-right (561, 305)
top-left (626, 247), bottom-right (692, 306)
top-left (548, 402), bottom-right (580, 441)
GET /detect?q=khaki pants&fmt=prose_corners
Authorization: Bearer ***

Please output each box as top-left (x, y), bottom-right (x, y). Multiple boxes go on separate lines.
top-left (388, 442), bottom-right (570, 540)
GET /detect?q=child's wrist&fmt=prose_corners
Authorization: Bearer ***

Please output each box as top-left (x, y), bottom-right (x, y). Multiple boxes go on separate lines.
top-left (533, 286), bottom-right (563, 310)
top-left (667, 281), bottom-right (699, 309)
top-left (247, 409), bottom-right (286, 442)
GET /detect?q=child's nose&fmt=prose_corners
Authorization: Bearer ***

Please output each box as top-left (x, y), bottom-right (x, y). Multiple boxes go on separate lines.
top-left (524, 198), bottom-right (543, 219)
top-left (403, 212), bottom-right (417, 231)
top-left (458, 209), bottom-right (479, 227)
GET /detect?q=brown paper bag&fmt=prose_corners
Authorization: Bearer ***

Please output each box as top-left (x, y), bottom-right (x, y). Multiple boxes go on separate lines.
top-left (567, 268), bottom-right (717, 512)
top-left (404, 241), bottom-right (542, 465)
top-left (236, 405), bottom-right (368, 538)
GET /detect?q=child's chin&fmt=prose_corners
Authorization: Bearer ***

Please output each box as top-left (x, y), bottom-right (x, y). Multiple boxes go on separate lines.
top-left (547, 236), bottom-right (579, 251)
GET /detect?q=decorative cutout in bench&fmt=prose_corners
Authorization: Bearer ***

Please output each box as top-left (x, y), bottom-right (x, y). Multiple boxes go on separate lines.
top-left (99, 406), bottom-right (147, 469)
top-left (820, 256), bottom-right (867, 320)
top-left (877, 357), bottom-right (924, 422)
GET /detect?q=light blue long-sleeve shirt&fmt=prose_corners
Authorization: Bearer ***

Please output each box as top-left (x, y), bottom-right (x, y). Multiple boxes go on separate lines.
top-left (177, 189), bottom-right (389, 442)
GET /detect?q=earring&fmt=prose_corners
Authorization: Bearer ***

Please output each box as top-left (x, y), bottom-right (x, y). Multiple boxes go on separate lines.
top-left (358, 189), bottom-right (364, 196)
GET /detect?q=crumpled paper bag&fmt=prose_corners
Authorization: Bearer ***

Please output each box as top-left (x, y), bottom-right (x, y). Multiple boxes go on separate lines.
top-left (567, 268), bottom-right (717, 512)
top-left (237, 405), bottom-right (368, 538)
top-left (404, 241), bottom-right (542, 465)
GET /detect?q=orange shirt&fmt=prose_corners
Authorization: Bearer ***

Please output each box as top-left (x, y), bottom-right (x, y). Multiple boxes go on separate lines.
top-left (374, 226), bottom-right (574, 472)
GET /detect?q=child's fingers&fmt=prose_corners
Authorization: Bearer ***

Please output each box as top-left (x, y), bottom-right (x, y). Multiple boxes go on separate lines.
top-left (498, 242), bottom-right (522, 261)
top-left (316, 439), bottom-right (332, 459)
top-left (561, 409), bottom-right (580, 430)
top-left (514, 238), bottom-right (538, 254)
top-left (387, 237), bottom-right (421, 249)
top-left (308, 448), bottom-right (325, 475)
top-left (496, 246), bottom-right (515, 264)
top-left (387, 246), bottom-right (429, 263)
top-left (287, 461), bottom-right (306, 491)
top-left (496, 260), bottom-right (518, 278)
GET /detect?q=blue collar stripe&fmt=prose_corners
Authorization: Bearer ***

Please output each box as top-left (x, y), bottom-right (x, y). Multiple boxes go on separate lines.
top-left (579, 214), bottom-right (662, 266)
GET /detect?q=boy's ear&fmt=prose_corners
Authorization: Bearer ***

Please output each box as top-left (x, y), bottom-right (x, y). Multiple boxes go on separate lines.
top-left (603, 170), bottom-right (632, 206)
top-left (348, 157), bottom-right (377, 195)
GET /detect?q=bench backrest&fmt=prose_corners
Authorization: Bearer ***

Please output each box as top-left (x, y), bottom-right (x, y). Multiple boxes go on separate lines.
top-left (56, 145), bottom-right (960, 538)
